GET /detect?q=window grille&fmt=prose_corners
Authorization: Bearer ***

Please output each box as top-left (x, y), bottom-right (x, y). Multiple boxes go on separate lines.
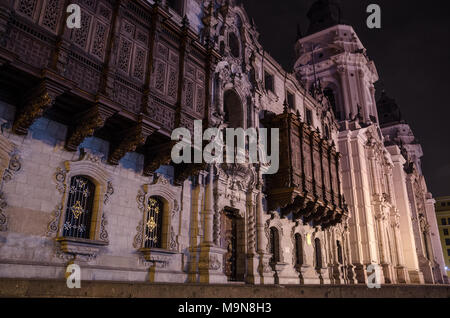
top-left (144, 197), bottom-right (164, 248)
top-left (63, 176), bottom-right (95, 239)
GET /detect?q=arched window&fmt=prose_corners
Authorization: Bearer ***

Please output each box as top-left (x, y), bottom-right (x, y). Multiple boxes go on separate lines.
top-left (314, 238), bottom-right (323, 269)
top-left (224, 90), bottom-right (243, 129)
top-left (295, 233), bottom-right (304, 266)
top-left (144, 196), bottom-right (164, 248)
top-left (270, 227), bottom-right (280, 263)
top-left (324, 88), bottom-right (339, 120)
top-left (336, 240), bottom-right (343, 264)
top-left (63, 176), bottom-right (95, 239)
top-left (324, 124), bottom-right (330, 140)
top-left (229, 32), bottom-right (240, 58)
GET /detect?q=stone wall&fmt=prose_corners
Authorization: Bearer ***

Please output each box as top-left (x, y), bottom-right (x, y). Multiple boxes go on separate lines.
top-left (0, 101), bottom-right (190, 283)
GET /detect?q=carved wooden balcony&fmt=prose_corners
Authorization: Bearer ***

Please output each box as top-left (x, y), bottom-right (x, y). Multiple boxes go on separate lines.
top-left (0, 0), bottom-right (218, 175)
top-left (264, 112), bottom-right (347, 228)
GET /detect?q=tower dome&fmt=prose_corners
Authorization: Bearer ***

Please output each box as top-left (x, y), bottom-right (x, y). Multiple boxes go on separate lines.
top-left (306, 0), bottom-right (344, 35)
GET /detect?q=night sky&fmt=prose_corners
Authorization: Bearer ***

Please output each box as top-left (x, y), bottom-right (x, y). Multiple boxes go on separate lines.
top-left (241, 0), bottom-right (450, 197)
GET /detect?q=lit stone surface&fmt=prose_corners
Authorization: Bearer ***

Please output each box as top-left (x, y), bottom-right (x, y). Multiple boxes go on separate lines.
top-left (0, 0), bottom-right (447, 290)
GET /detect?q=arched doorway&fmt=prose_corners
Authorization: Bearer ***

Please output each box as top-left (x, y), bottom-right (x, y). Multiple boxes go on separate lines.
top-left (221, 207), bottom-right (245, 282)
top-left (224, 90), bottom-right (244, 129)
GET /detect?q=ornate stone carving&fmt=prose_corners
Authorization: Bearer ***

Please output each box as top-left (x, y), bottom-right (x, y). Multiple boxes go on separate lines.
top-left (47, 204), bottom-right (63, 237)
top-left (133, 219), bottom-right (144, 249)
top-left (258, 259), bottom-right (272, 274)
top-left (12, 81), bottom-right (65, 135)
top-left (0, 140), bottom-right (21, 232)
top-left (143, 142), bottom-right (174, 176)
top-left (0, 192), bottom-right (7, 232)
top-left (108, 120), bottom-right (154, 165)
top-left (138, 251), bottom-right (172, 269)
top-left (104, 181), bottom-right (114, 205)
top-left (2, 153), bottom-right (21, 183)
top-left (65, 105), bottom-right (115, 152)
top-left (56, 237), bottom-right (108, 262)
top-left (209, 254), bottom-right (222, 271)
top-left (169, 226), bottom-right (178, 251)
top-left (99, 213), bottom-right (109, 243)
top-left (134, 179), bottom-right (182, 252)
top-left (49, 150), bottom-right (113, 259)
top-left (54, 167), bottom-right (67, 195)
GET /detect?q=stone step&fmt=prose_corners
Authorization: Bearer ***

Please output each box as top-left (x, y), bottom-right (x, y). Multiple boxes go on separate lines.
top-left (0, 278), bottom-right (449, 298)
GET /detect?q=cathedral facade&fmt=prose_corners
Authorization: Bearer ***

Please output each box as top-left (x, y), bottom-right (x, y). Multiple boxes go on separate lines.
top-left (0, 0), bottom-right (447, 286)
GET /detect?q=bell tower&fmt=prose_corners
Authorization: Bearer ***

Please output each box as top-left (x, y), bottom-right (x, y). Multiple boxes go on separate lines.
top-left (294, 0), bottom-right (379, 124)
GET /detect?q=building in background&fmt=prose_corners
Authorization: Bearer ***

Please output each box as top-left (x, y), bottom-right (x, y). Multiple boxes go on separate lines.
top-left (0, 0), bottom-right (447, 287)
top-left (436, 197), bottom-right (450, 277)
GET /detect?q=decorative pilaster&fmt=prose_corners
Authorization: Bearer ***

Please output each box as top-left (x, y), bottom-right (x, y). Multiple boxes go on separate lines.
top-left (390, 213), bottom-right (409, 283)
top-left (375, 211), bottom-right (394, 284)
top-left (342, 220), bottom-right (357, 284)
top-left (255, 183), bottom-right (274, 284)
top-left (203, 165), bottom-right (214, 246)
top-left (424, 195), bottom-right (447, 284)
top-left (198, 166), bottom-right (227, 284)
top-left (245, 190), bottom-right (260, 284)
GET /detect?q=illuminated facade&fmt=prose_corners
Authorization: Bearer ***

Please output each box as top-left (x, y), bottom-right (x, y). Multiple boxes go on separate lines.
top-left (0, 0), bottom-right (447, 286)
top-left (436, 197), bottom-right (450, 277)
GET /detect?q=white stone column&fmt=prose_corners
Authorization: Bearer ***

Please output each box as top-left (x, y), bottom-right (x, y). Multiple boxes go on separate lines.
top-left (255, 183), bottom-right (274, 284)
top-left (387, 145), bottom-right (424, 284)
top-left (425, 195), bottom-right (447, 283)
top-left (342, 221), bottom-right (357, 284)
top-left (256, 184), bottom-right (265, 254)
top-left (405, 174), bottom-right (434, 284)
top-left (390, 212), bottom-right (409, 283)
top-left (338, 129), bottom-right (380, 284)
top-left (203, 165), bottom-right (214, 246)
top-left (198, 166), bottom-right (227, 284)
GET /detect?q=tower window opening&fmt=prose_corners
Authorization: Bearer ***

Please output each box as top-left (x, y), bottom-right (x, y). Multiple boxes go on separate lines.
top-left (306, 108), bottom-right (313, 126)
top-left (166, 0), bottom-right (184, 16)
top-left (265, 71), bottom-right (274, 93)
top-left (324, 88), bottom-right (339, 119)
top-left (287, 92), bottom-right (295, 109)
